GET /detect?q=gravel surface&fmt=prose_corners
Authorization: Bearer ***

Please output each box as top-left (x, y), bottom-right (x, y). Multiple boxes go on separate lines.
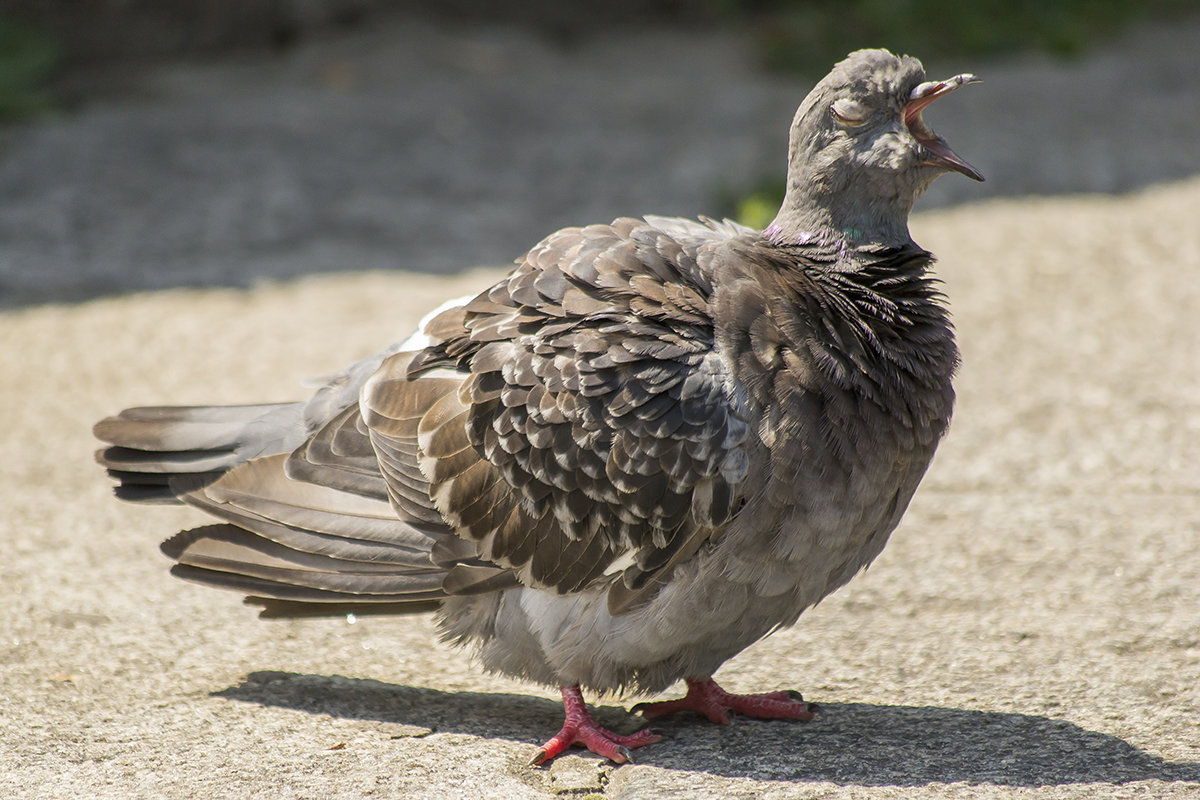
top-left (1, 14), bottom-right (1198, 800)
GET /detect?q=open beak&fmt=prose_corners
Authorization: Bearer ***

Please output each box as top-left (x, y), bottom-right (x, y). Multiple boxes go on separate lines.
top-left (905, 73), bottom-right (983, 181)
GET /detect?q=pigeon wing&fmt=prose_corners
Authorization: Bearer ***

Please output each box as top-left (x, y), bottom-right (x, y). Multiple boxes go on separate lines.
top-left (365, 217), bottom-right (755, 611)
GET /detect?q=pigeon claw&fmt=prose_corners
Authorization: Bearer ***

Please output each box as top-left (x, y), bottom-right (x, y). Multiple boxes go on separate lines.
top-left (532, 685), bottom-right (663, 766)
top-left (634, 677), bottom-right (818, 724)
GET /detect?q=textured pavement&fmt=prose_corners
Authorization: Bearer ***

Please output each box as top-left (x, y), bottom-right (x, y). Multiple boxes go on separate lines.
top-left (1, 16), bottom-right (1199, 306)
top-left (2, 14), bottom-right (1199, 800)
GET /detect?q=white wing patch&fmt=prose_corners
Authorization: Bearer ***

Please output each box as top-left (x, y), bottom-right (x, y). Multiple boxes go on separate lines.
top-left (398, 294), bottom-right (477, 352)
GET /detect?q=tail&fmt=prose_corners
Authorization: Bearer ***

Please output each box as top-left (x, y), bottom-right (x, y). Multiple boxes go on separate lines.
top-left (93, 399), bottom-right (483, 620)
top-left (94, 402), bottom-right (308, 503)
top-left (92, 296), bottom-right (492, 617)
top-left (94, 296), bottom-right (478, 504)
top-left (155, 446), bottom-right (453, 619)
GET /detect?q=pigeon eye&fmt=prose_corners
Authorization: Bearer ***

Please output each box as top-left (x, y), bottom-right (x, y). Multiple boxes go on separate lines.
top-left (831, 98), bottom-right (868, 126)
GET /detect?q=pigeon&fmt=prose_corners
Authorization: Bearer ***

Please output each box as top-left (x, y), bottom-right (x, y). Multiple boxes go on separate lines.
top-left (94, 49), bottom-right (982, 765)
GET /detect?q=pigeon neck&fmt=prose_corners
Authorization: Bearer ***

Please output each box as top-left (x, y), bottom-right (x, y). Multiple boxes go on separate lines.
top-left (765, 162), bottom-right (918, 251)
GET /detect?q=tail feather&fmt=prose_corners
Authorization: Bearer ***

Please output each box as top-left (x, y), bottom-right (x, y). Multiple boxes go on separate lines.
top-left (93, 404), bottom-right (294, 450)
top-left (155, 442), bottom-right (458, 617)
top-left (97, 446), bottom-right (247, 474)
top-left (169, 563), bottom-right (446, 605)
top-left (246, 598), bottom-right (443, 618)
top-left (94, 402), bottom-right (306, 503)
top-left (95, 317), bottom-right (493, 619)
top-left (106, 469), bottom-right (228, 504)
top-left (164, 523), bottom-right (450, 614)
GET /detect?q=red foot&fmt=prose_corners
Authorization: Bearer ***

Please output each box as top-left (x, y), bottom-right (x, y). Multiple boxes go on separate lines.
top-left (634, 677), bottom-right (817, 725)
top-left (530, 685), bottom-right (663, 765)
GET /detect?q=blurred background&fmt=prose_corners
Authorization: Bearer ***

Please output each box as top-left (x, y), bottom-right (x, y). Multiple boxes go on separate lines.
top-left (0, 0), bottom-right (1197, 306)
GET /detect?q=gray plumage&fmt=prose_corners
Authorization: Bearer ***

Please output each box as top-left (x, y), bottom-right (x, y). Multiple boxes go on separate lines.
top-left (95, 48), bottom-right (980, 756)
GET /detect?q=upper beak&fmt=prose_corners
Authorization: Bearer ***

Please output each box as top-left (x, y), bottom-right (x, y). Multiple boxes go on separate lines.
top-left (905, 73), bottom-right (983, 182)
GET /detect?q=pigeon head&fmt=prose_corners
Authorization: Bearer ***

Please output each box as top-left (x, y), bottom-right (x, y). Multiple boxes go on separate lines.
top-left (767, 48), bottom-right (981, 248)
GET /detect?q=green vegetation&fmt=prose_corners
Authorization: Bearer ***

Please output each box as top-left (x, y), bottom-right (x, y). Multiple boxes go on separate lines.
top-left (718, 177), bottom-right (789, 232)
top-left (0, 17), bottom-right (61, 121)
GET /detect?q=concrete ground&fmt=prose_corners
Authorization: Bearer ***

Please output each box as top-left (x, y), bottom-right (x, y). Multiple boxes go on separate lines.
top-left (1, 13), bottom-right (1198, 800)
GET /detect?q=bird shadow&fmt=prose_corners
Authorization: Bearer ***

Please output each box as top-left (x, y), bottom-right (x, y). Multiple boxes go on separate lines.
top-left (214, 671), bottom-right (1200, 787)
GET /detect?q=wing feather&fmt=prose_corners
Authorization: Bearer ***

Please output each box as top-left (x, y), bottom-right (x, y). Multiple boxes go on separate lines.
top-left (363, 217), bottom-right (754, 605)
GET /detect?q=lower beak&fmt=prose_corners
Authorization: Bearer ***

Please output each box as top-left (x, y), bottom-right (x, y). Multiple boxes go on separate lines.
top-left (905, 73), bottom-right (984, 182)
